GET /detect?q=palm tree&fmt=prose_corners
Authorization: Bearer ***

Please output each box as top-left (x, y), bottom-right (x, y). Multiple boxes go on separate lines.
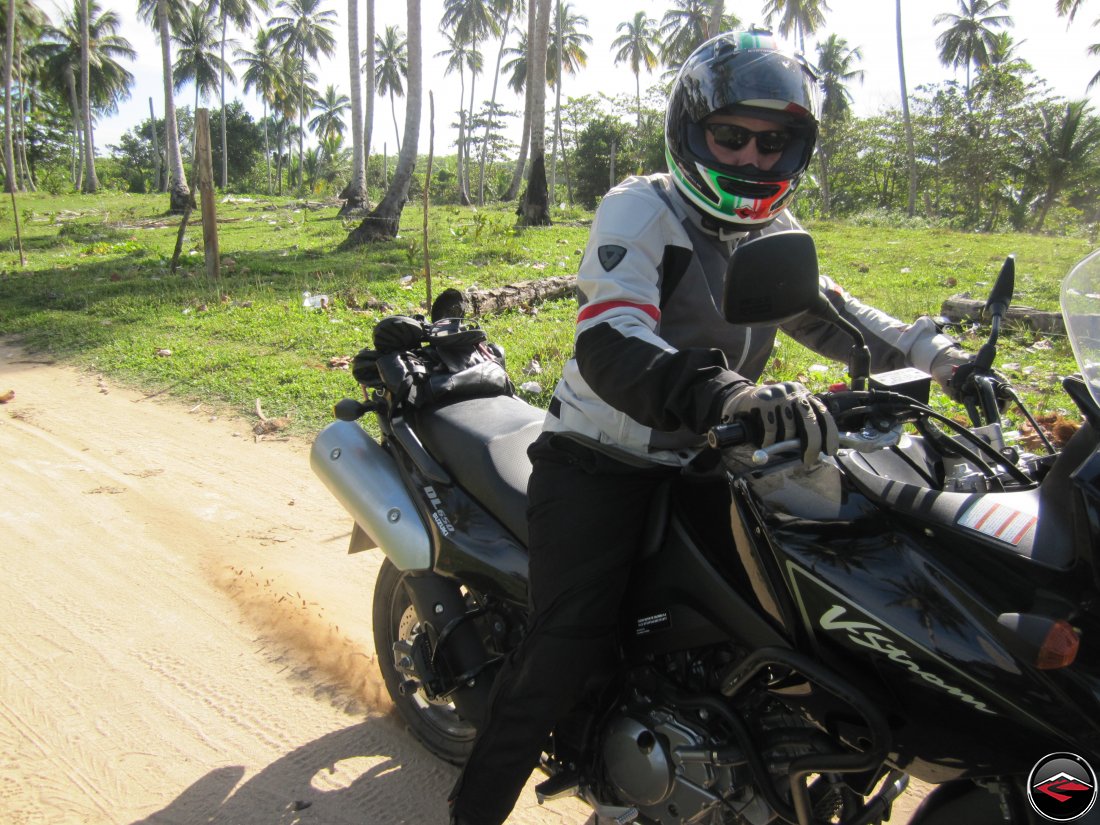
top-left (1056, 0), bottom-right (1084, 19)
top-left (971, 30), bottom-right (1031, 103)
top-left (79, 0), bottom-right (98, 191)
top-left (817, 33), bottom-right (863, 123)
top-left (442, 0), bottom-right (499, 199)
top-left (362, 0), bottom-right (374, 187)
top-left (519, 0), bottom-right (550, 224)
top-left (896, 0), bottom-right (916, 217)
top-left (815, 33), bottom-right (863, 214)
top-left (658, 0), bottom-right (713, 68)
top-left (340, 0), bottom-right (366, 213)
top-left (3, 0), bottom-right (16, 193)
top-left (546, 1), bottom-right (588, 86)
top-left (436, 29), bottom-right (478, 203)
top-left (934, 0), bottom-right (1012, 105)
top-left (6, 0), bottom-right (48, 191)
top-left (269, 0), bottom-right (337, 193)
top-left (273, 50), bottom-right (314, 188)
top-left (1015, 99), bottom-right (1100, 231)
top-left (761, 0), bottom-right (831, 54)
top-left (475, 0), bottom-right (519, 204)
top-left (38, 0), bottom-right (135, 191)
top-left (138, 0), bottom-right (191, 212)
top-left (1055, 0), bottom-right (1100, 88)
top-left (503, 0), bottom-right (534, 200)
top-left (611, 11), bottom-right (659, 130)
top-left (373, 24), bottom-right (407, 154)
top-left (212, 0), bottom-right (268, 189)
top-left (547, 1), bottom-right (589, 200)
top-left (235, 27), bottom-right (283, 192)
top-left (173, 2), bottom-right (232, 124)
top-left (309, 83), bottom-right (348, 141)
top-left (345, 0), bottom-right (421, 243)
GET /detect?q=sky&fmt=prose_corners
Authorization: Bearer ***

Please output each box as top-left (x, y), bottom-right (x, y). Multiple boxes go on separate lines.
top-left (94, 0), bottom-right (1100, 155)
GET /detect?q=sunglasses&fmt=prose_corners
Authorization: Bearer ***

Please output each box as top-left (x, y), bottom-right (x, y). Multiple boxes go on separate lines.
top-left (704, 123), bottom-right (792, 155)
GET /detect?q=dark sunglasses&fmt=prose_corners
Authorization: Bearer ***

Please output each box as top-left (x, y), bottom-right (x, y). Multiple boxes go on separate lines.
top-left (704, 123), bottom-right (792, 155)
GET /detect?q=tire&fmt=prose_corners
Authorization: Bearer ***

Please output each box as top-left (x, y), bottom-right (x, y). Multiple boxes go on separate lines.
top-left (372, 557), bottom-right (478, 764)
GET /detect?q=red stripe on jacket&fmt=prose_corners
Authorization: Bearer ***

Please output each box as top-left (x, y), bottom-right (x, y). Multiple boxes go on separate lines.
top-left (577, 300), bottom-right (661, 324)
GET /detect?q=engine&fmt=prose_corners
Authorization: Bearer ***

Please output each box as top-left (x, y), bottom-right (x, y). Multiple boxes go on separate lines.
top-left (599, 702), bottom-right (774, 825)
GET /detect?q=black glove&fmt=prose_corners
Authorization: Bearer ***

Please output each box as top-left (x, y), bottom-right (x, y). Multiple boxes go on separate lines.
top-left (720, 381), bottom-right (839, 466)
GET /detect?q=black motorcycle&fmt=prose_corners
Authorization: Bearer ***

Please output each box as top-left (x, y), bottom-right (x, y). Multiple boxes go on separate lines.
top-left (312, 233), bottom-right (1100, 825)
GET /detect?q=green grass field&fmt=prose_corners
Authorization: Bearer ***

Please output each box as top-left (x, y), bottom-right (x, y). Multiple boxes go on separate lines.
top-left (1, 191), bottom-right (1094, 436)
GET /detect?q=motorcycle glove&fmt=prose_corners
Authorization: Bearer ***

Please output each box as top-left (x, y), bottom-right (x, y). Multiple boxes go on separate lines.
top-left (930, 346), bottom-right (972, 401)
top-left (931, 346), bottom-right (1009, 407)
top-left (720, 381), bottom-right (839, 466)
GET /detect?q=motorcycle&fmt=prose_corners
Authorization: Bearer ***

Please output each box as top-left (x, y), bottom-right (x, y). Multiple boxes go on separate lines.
top-left (311, 232), bottom-right (1100, 825)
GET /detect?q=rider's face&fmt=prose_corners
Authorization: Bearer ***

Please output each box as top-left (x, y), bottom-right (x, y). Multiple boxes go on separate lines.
top-left (703, 113), bottom-right (789, 171)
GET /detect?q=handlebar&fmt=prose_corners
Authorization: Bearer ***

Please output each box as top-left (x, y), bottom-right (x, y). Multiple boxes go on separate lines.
top-left (706, 389), bottom-right (911, 467)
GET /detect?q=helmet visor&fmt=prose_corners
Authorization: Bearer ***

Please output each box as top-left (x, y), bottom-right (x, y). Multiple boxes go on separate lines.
top-left (674, 45), bottom-right (819, 123)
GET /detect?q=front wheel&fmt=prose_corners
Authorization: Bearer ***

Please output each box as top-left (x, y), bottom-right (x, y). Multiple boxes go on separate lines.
top-left (372, 558), bottom-right (478, 764)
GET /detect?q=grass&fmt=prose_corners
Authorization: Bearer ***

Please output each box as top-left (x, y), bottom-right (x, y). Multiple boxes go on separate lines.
top-left (1, 191), bottom-right (1094, 439)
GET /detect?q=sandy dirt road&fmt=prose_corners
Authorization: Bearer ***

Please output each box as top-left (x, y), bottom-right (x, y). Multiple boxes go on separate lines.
top-left (0, 340), bottom-right (922, 825)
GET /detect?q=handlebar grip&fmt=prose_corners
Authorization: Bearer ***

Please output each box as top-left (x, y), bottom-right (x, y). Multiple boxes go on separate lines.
top-left (707, 421), bottom-right (749, 450)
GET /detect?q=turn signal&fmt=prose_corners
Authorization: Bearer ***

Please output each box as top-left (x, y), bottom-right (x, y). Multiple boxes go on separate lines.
top-left (997, 613), bottom-right (1080, 670)
top-left (1037, 620), bottom-right (1080, 670)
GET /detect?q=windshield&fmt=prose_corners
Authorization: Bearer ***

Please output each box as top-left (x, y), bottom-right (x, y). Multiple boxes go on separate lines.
top-left (1061, 248), bottom-right (1100, 412)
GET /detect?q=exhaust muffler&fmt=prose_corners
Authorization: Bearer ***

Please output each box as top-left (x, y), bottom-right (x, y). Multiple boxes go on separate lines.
top-left (310, 421), bottom-right (432, 570)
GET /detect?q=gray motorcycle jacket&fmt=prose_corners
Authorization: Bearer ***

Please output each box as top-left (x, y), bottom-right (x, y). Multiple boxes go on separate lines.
top-left (544, 174), bottom-right (957, 467)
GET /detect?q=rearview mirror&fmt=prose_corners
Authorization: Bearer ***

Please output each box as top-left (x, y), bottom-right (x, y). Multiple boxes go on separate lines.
top-left (722, 230), bottom-right (821, 326)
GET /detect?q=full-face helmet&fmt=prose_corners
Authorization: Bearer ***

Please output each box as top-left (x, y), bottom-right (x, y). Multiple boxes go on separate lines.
top-left (665, 30), bottom-right (820, 228)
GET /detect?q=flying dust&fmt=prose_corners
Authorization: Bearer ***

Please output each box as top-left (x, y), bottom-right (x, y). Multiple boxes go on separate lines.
top-left (215, 564), bottom-right (393, 715)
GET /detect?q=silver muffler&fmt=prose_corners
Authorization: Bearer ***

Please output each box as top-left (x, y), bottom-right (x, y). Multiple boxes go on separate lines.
top-left (310, 421), bottom-right (432, 570)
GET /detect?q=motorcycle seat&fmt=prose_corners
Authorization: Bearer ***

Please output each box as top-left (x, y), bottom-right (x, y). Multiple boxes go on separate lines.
top-left (413, 395), bottom-right (546, 544)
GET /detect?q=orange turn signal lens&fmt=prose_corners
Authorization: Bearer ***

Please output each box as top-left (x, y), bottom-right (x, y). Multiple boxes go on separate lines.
top-left (1037, 620), bottom-right (1080, 670)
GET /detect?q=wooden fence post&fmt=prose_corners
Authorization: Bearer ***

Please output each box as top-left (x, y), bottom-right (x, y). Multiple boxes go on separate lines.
top-left (194, 108), bottom-right (219, 285)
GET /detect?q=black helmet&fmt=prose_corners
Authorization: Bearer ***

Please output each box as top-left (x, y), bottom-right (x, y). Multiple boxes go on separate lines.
top-left (665, 30), bottom-right (820, 227)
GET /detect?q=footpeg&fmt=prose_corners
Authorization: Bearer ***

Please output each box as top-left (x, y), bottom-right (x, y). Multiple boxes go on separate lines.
top-left (534, 771), bottom-right (581, 804)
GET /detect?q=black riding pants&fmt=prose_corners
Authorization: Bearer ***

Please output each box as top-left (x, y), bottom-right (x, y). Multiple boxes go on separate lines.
top-left (449, 433), bottom-right (677, 825)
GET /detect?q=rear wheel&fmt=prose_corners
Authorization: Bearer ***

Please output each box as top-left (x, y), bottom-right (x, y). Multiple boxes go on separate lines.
top-left (372, 558), bottom-right (478, 764)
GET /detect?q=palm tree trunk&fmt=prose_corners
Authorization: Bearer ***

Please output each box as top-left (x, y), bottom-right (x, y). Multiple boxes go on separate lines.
top-left (505, 0), bottom-right (536, 201)
top-left (707, 0), bottom-right (723, 37)
top-left (148, 97), bottom-right (162, 192)
top-left (298, 44), bottom-right (305, 193)
top-left (3, 0), bottom-right (18, 193)
top-left (364, 0), bottom-right (375, 172)
top-left (340, 0), bottom-right (368, 214)
top-left (159, 0), bottom-right (191, 212)
top-left (15, 43), bottom-right (34, 191)
top-left (263, 101), bottom-right (271, 194)
top-left (520, 0), bottom-right (552, 226)
top-left (344, 0), bottom-right (420, 245)
top-left (389, 89), bottom-right (400, 153)
top-left (817, 141), bottom-right (832, 214)
top-left (220, 14), bottom-right (228, 189)
top-left (463, 57), bottom-right (475, 200)
top-left (549, 0), bottom-right (560, 204)
top-left (896, 0), bottom-right (917, 217)
top-left (80, 0), bottom-right (99, 193)
top-left (66, 67), bottom-right (83, 189)
top-left (455, 67), bottom-right (468, 205)
top-left (477, 7), bottom-right (510, 205)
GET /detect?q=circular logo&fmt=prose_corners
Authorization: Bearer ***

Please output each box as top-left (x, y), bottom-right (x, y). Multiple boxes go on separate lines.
top-left (1028, 752), bottom-right (1099, 822)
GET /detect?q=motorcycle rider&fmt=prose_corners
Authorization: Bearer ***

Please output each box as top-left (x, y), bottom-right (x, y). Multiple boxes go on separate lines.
top-left (449, 30), bottom-right (970, 825)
